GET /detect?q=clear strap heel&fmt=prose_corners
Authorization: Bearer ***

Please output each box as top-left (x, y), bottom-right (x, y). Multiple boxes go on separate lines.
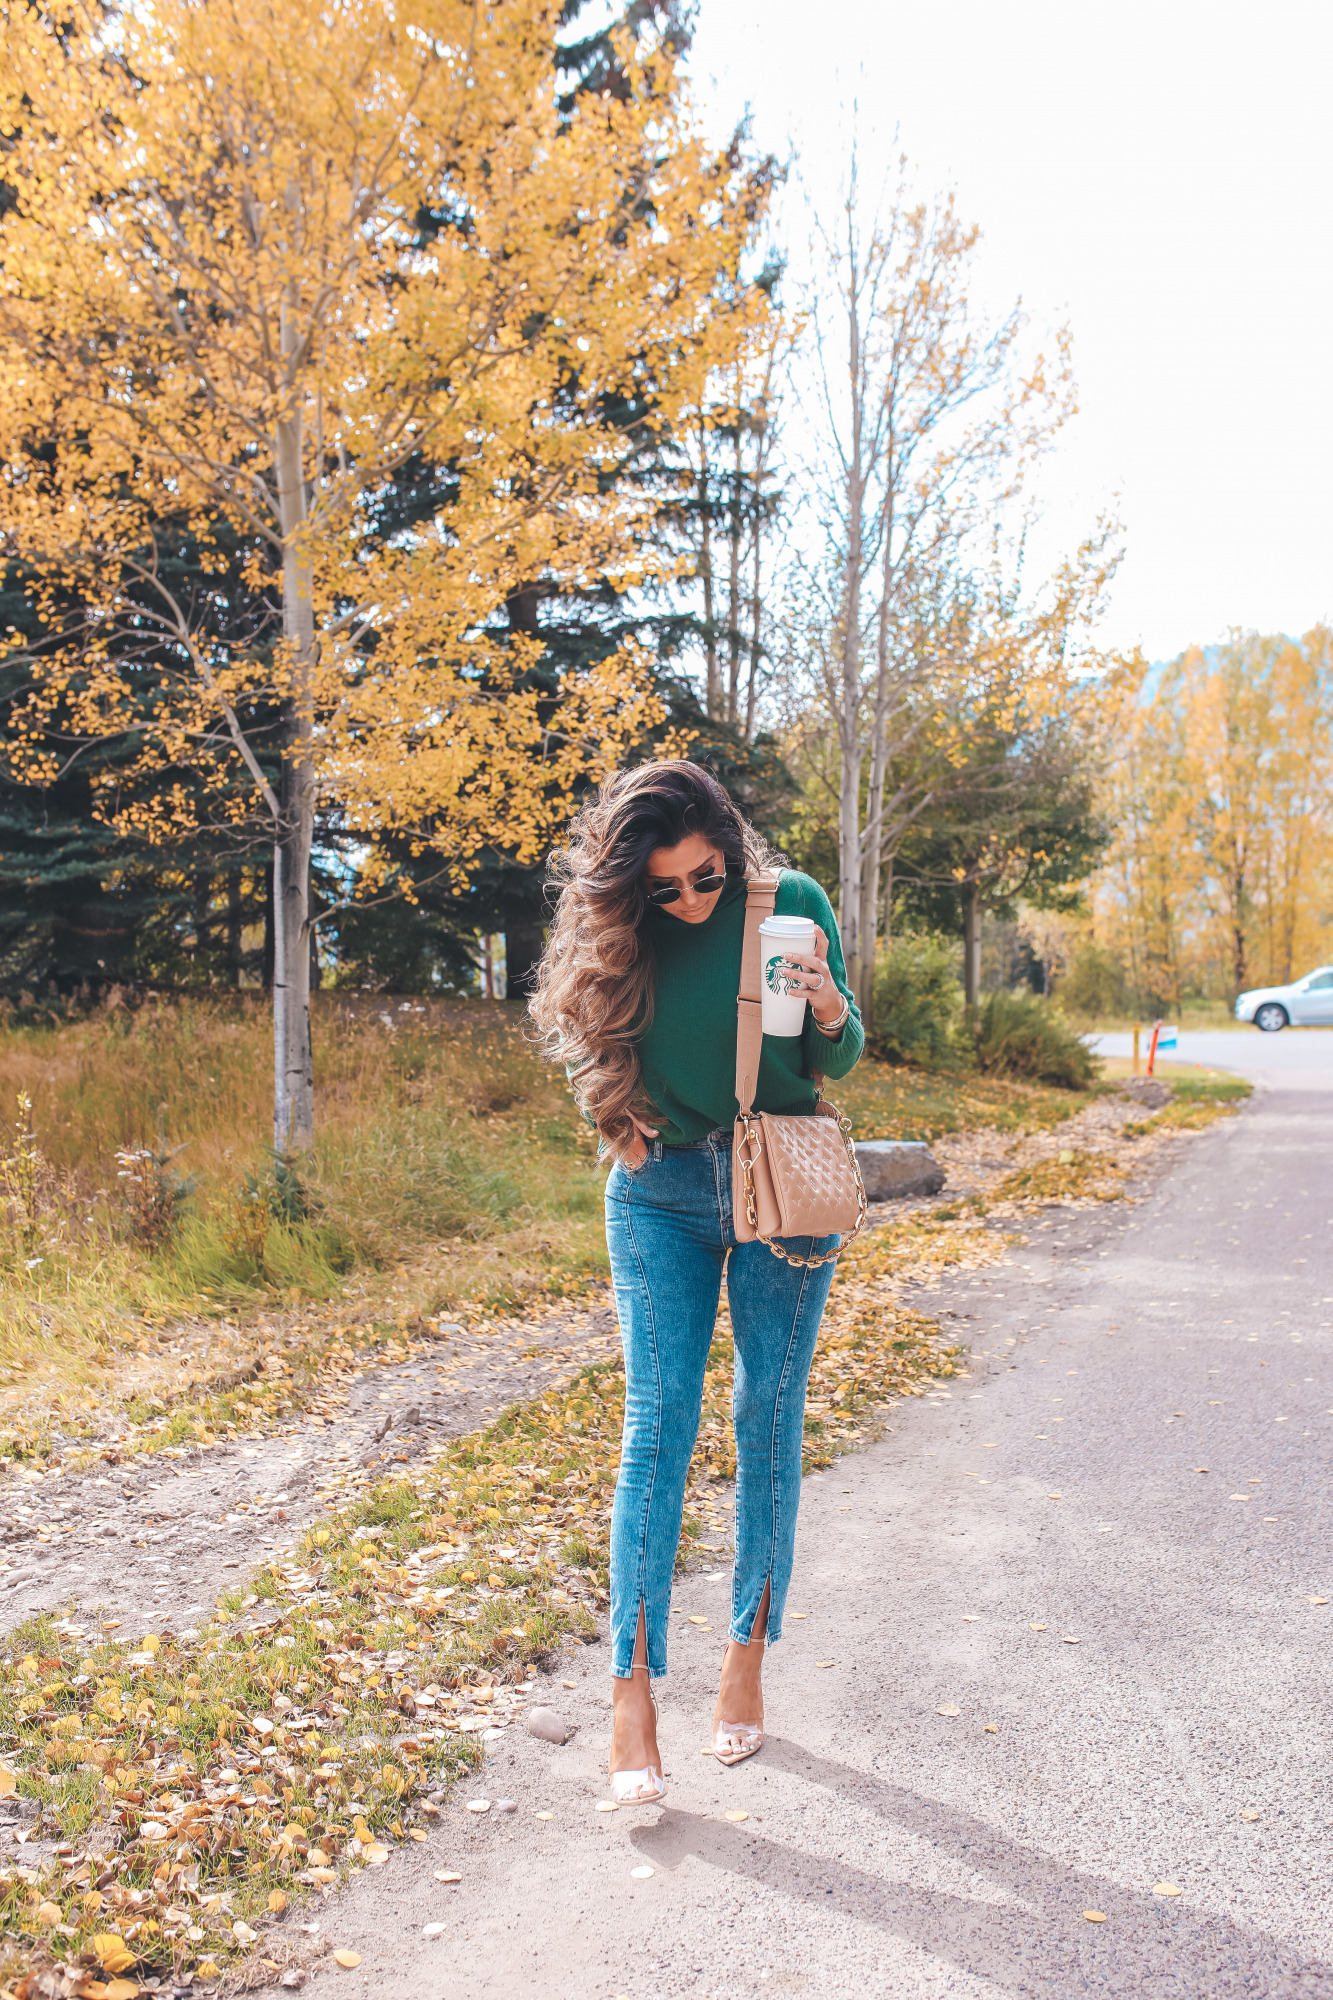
top-left (609, 1664), bottom-right (666, 1805)
top-left (712, 1721), bottom-right (763, 1766)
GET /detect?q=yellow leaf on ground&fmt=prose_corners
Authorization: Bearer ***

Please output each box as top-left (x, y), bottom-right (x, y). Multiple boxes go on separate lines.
top-left (268, 1891), bottom-right (288, 1914)
top-left (936, 1704), bottom-right (961, 1717)
top-left (94, 1937), bottom-right (137, 1974)
top-left (1152, 1882), bottom-right (1182, 1897)
top-left (36, 1901), bottom-right (61, 1927)
top-left (1083, 1910), bottom-right (1106, 1923)
top-left (363, 1844), bottom-right (390, 1866)
top-left (561, 1680), bottom-right (577, 1689)
top-left (535, 1812), bottom-right (554, 1821)
top-left (1047, 1492), bottom-right (1062, 1500)
top-left (815, 1659), bottom-right (835, 1669)
top-left (687, 1616), bottom-right (709, 1627)
top-left (333, 1951), bottom-right (361, 1969)
top-left (1240, 1809), bottom-right (1260, 1821)
top-left (961, 1615), bottom-right (980, 1622)
top-left (433, 1871), bottom-right (462, 1883)
top-left (1029, 1623), bottom-right (1047, 1631)
top-left (594, 1800), bottom-right (618, 1812)
top-left (105, 1982), bottom-right (139, 2000)
top-left (0, 1768), bottom-right (15, 1798)
top-left (1307, 1596), bottom-right (1329, 1606)
top-left (984, 1724), bottom-right (1000, 1733)
top-left (789, 1612), bottom-right (807, 1619)
top-left (141, 1634), bottom-right (160, 1655)
top-left (409, 1829), bottom-right (427, 1842)
top-left (723, 1809), bottom-right (748, 1822)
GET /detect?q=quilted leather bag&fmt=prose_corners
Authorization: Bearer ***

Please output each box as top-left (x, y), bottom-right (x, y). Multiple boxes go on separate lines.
top-left (731, 876), bottom-right (866, 1268)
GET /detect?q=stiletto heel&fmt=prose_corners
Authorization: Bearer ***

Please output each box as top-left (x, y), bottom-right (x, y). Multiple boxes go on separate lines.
top-left (610, 1664), bottom-right (667, 1805)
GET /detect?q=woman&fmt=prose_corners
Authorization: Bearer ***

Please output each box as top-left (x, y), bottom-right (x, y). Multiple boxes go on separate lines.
top-left (531, 761), bottom-right (863, 1803)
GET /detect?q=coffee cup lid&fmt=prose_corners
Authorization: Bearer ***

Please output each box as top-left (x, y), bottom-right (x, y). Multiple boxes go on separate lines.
top-left (758, 915), bottom-right (815, 936)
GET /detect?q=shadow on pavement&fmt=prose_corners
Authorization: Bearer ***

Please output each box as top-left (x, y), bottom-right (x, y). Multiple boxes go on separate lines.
top-left (629, 1737), bottom-right (1331, 1997)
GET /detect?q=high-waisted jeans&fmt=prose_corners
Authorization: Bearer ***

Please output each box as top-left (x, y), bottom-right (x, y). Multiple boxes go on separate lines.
top-left (604, 1130), bottom-right (837, 1679)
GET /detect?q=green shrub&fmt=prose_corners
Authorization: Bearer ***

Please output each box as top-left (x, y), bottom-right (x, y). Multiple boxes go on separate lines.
top-left (869, 933), bottom-right (964, 1067)
top-left (1058, 943), bottom-right (1129, 1019)
top-left (971, 990), bottom-right (1100, 1090)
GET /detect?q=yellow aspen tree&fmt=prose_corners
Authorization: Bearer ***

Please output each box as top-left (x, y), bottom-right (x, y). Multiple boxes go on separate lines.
top-left (0, 0), bottom-right (769, 1146)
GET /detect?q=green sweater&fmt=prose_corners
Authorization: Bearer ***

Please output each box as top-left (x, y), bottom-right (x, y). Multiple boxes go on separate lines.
top-left (635, 869), bottom-right (864, 1146)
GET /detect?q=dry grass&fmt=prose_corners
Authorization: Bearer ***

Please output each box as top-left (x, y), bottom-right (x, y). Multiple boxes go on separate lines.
top-left (0, 998), bottom-right (607, 1394)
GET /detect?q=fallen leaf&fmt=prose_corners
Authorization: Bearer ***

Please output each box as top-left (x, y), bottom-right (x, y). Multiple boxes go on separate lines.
top-left (333, 1950), bottom-right (361, 1969)
top-left (36, 1901), bottom-right (61, 1927)
top-left (1194, 1467), bottom-right (1208, 1474)
top-left (561, 1680), bottom-right (577, 1689)
top-left (629, 1865), bottom-right (655, 1878)
top-left (1029, 1622), bottom-right (1047, 1631)
top-left (1228, 1494), bottom-right (1250, 1502)
top-left (1061, 1635), bottom-right (1080, 1644)
top-left (723, 1809), bottom-right (748, 1822)
top-left (142, 1634), bottom-right (160, 1655)
top-left (105, 1981), bottom-right (139, 2000)
top-left (1152, 1882), bottom-right (1182, 1898)
top-left (815, 1659), bottom-right (835, 1669)
top-left (1307, 1596), bottom-right (1329, 1606)
top-left (1046, 1492), bottom-right (1062, 1500)
top-left (408, 1829), bottom-right (427, 1842)
top-left (984, 1724), bottom-right (999, 1734)
top-left (433, 1870), bottom-right (462, 1883)
top-left (422, 1922), bottom-right (446, 1937)
top-left (94, 1936), bottom-right (137, 1975)
top-left (0, 1767), bottom-right (15, 1798)
top-left (789, 1612), bottom-right (807, 1619)
top-left (197, 1965), bottom-right (219, 1982)
top-left (1240, 1809), bottom-right (1260, 1822)
top-left (1083, 1910), bottom-right (1106, 1923)
top-left (687, 1616), bottom-right (710, 1627)
top-left (464, 1800), bottom-right (490, 1814)
top-left (268, 1891), bottom-right (289, 1914)
top-left (363, 1844), bottom-right (390, 1866)
top-left (935, 1704), bottom-right (960, 1718)
top-left (961, 1615), bottom-right (980, 1622)
top-left (594, 1800), bottom-right (619, 1812)
top-left (535, 1812), bottom-right (554, 1821)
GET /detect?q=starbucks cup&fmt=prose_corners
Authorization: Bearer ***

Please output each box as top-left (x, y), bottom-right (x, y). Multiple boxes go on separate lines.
top-left (759, 914), bottom-right (817, 1035)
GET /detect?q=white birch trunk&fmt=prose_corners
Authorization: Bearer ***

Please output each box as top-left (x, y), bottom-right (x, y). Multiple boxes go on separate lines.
top-left (272, 305), bottom-right (316, 1154)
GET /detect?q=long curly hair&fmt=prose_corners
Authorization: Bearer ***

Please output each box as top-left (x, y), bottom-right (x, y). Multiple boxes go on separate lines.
top-left (529, 760), bottom-right (785, 1160)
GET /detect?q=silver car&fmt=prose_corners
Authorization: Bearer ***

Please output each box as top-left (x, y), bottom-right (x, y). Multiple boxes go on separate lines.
top-left (1235, 966), bottom-right (1333, 1031)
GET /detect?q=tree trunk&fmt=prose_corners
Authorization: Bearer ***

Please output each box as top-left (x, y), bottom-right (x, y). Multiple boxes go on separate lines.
top-left (725, 422), bottom-right (743, 727)
top-left (272, 306), bottom-right (316, 1153)
top-left (262, 860), bottom-right (275, 993)
top-left (836, 245), bottom-right (867, 1018)
top-left (698, 423), bottom-right (720, 721)
top-left (962, 882), bottom-right (982, 1010)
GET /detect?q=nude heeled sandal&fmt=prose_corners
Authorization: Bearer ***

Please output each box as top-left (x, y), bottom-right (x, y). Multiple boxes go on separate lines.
top-left (609, 1665), bottom-right (667, 1805)
top-left (712, 1720), bottom-right (763, 1767)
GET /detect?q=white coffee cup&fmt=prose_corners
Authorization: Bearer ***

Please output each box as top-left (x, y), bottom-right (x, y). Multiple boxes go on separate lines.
top-left (758, 914), bottom-right (817, 1035)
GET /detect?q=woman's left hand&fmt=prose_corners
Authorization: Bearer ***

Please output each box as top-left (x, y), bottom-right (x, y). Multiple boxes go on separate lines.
top-left (780, 926), bottom-right (845, 1026)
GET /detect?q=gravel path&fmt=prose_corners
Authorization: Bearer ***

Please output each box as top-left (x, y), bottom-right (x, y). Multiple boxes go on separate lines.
top-left (303, 1062), bottom-right (1332, 1996)
top-left (0, 1299), bottom-right (619, 1639)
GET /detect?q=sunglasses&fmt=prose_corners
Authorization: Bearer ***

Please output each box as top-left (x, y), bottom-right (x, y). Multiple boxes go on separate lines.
top-left (646, 871), bottom-right (726, 906)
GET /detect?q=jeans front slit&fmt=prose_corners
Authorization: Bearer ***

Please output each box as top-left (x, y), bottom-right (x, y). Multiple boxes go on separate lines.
top-left (605, 1141), bottom-right (836, 1683)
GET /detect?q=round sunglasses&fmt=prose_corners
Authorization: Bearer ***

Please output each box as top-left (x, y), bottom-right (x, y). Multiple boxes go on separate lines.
top-left (646, 870), bottom-right (727, 906)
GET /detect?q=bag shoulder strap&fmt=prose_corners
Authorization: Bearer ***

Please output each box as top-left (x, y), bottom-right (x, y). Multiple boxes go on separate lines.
top-left (735, 873), bottom-right (779, 1115)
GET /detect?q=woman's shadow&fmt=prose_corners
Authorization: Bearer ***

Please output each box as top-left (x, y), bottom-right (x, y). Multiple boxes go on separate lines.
top-left (629, 1736), bottom-right (1329, 1996)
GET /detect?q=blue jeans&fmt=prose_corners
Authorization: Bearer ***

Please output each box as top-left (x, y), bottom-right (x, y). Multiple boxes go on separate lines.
top-left (604, 1130), bottom-right (837, 1679)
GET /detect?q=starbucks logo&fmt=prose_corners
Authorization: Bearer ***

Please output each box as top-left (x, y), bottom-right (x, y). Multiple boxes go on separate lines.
top-left (765, 955), bottom-right (794, 997)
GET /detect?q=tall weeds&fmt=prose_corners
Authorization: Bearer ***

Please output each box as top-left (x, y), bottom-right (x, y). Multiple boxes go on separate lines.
top-left (0, 994), bottom-right (607, 1386)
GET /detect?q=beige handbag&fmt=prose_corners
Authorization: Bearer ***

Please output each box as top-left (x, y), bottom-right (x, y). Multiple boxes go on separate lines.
top-left (731, 876), bottom-right (867, 1268)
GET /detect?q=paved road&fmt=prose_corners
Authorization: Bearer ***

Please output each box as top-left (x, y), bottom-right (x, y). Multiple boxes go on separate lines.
top-left (1090, 1025), bottom-right (1333, 1088)
top-left (308, 1071), bottom-right (1333, 1998)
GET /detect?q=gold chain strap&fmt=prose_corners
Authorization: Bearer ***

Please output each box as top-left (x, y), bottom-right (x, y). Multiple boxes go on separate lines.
top-left (736, 1106), bottom-right (868, 1270)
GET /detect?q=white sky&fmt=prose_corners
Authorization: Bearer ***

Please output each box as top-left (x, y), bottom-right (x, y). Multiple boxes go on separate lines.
top-left (685, 0), bottom-right (1333, 663)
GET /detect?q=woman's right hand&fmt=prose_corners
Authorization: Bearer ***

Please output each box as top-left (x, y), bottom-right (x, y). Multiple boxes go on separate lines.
top-left (623, 1115), bottom-right (660, 1170)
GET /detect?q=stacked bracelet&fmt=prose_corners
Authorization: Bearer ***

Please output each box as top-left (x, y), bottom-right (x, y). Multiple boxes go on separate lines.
top-left (813, 993), bottom-right (851, 1037)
